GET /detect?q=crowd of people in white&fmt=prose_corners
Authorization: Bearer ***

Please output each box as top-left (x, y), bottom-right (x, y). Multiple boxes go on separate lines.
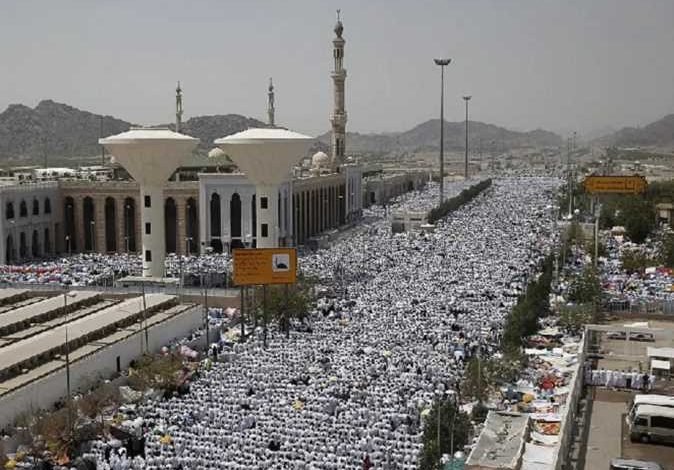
top-left (0, 252), bottom-right (231, 288)
top-left (78, 177), bottom-right (561, 469)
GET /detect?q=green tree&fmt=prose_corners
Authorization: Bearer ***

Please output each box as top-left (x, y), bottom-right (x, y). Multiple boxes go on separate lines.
top-left (621, 249), bottom-right (656, 274)
top-left (419, 399), bottom-right (471, 470)
top-left (558, 303), bottom-right (596, 334)
top-left (568, 266), bottom-right (602, 305)
top-left (461, 355), bottom-right (524, 403)
top-left (263, 274), bottom-right (317, 336)
top-left (616, 196), bottom-right (655, 243)
top-left (662, 233), bottom-right (674, 268)
top-left (127, 353), bottom-right (184, 392)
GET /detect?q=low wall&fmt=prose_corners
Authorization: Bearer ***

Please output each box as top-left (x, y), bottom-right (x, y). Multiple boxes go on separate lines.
top-left (0, 305), bottom-right (204, 429)
top-left (554, 332), bottom-right (588, 470)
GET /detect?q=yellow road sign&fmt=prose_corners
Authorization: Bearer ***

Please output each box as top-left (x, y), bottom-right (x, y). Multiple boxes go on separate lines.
top-left (232, 248), bottom-right (297, 286)
top-left (583, 175), bottom-right (647, 194)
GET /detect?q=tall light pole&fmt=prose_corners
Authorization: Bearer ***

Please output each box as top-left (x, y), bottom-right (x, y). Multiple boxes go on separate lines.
top-left (434, 58), bottom-right (451, 206)
top-left (463, 96), bottom-right (471, 179)
top-left (63, 290), bottom-right (76, 437)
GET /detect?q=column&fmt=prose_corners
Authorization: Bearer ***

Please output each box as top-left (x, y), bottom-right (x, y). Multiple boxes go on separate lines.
top-left (220, 190), bottom-right (229, 247)
top-left (176, 197), bottom-right (187, 255)
top-left (116, 198), bottom-right (126, 253)
top-left (199, 186), bottom-right (208, 254)
top-left (255, 184), bottom-right (279, 249)
top-left (94, 196), bottom-right (106, 253)
top-left (134, 196), bottom-right (141, 254)
top-left (75, 196), bottom-right (84, 254)
top-left (140, 186), bottom-right (165, 278)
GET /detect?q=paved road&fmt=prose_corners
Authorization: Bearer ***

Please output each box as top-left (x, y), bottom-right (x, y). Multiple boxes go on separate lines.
top-left (584, 388), bottom-right (674, 469)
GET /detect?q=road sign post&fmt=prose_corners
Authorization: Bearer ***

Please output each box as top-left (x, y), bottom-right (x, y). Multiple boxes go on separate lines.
top-left (232, 248), bottom-right (297, 286)
top-left (582, 175), bottom-right (647, 195)
top-left (233, 248), bottom-right (298, 348)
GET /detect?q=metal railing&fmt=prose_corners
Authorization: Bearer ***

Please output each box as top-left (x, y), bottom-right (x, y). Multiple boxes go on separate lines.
top-left (603, 299), bottom-right (674, 315)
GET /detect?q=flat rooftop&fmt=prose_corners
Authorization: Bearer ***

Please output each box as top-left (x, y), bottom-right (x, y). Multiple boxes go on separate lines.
top-left (0, 292), bottom-right (177, 381)
top-left (0, 302), bottom-right (196, 397)
top-left (0, 291), bottom-right (99, 335)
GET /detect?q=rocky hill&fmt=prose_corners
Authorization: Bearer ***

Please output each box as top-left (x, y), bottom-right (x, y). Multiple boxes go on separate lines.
top-left (317, 119), bottom-right (563, 154)
top-left (0, 100), bottom-right (131, 161)
top-left (0, 100), bottom-right (563, 163)
top-left (165, 114), bottom-right (267, 153)
top-left (593, 114), bottom-right (674, 148)
top-left (0, 100), bottom-right (267, 162)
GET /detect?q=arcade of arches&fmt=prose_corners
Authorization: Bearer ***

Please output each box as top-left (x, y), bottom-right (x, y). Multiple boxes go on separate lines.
top-left (60, 182), bottom-right (199, 256)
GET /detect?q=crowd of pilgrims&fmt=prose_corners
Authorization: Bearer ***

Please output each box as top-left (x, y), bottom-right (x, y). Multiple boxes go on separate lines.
top-left (599, 230), bottom-right (674, 305)
top-left (585, 368), bottom-right (656, 391)
top-left (73, 177), bottom-right (562, 470)
top-left (0, 252), bottom-right (231, 287)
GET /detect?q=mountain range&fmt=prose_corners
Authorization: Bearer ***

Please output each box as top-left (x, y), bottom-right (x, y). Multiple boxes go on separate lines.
top-left (592, 114), bottom-right (674, 149)
top-left (0, 100), bottom-right (267, 163)
top-left (317, 120), bottom-right (563, 154)
top-left (1, 100), bottom-right (672, 164)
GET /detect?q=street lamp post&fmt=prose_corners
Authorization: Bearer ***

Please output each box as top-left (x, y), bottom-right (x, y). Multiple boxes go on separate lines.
top-left (462, 96), bottom-right (472, 179)
top-left (65, 235), bottom-right (71, 257)
top-left (63, 290), bottom-right (76, 438)
top-left (434, 58), bottom-right (451, 206)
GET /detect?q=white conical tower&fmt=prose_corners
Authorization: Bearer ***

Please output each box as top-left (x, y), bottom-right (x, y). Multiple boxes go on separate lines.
top-left (100, 128), bottom-right (198, 277)
top-left (214, 128), bottom-right (313, 248)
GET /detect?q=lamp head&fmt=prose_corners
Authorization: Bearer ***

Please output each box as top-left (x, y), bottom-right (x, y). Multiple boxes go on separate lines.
top-left (463, 96), bottom-right (472, 101)
top-left (434, 58), bottom-right (451, 66)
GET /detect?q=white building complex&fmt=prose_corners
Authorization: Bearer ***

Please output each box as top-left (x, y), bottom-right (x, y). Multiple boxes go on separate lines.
top-left (0, 14), bottom-right (424, 266)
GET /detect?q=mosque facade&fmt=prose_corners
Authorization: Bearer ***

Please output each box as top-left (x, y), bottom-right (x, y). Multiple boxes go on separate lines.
top-left (0, 14), bottom-right (424, 265)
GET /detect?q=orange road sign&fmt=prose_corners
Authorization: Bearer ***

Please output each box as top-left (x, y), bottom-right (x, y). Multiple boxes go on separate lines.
top-left (232, 248), bottom-right (297, 286)
top-left (583, 175), bottom-right (647, 194)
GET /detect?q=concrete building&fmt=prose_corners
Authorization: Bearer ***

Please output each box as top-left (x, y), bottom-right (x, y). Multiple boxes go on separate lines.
top-left (0, 182), bottom-right (61, 264)
top-left (0, 289), bottom-right (208, 429)
top-left (0, 13), bottom-right (425, 265)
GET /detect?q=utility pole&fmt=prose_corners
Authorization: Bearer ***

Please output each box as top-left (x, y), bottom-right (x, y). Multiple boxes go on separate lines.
top-left (567, 136), bottom-right (573, 217)
top-left (434, 58), bottom-right (451, 206)
top-left (63, 290), bottom-right (76, 439)
top-left (100, 116), bottom-right (105, 167)
top-left (240, 286), bottom-right (246, 343)
top-left (203, 272), bottom-right (210, 351)
top-left (262, 284), bottom-right (268, 348)
top-left (463, 96), bottom-right (472, 180)
top-left (141, 281), bottom-right (148, 354)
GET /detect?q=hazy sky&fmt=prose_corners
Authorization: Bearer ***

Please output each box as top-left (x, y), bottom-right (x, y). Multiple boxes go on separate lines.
top-left (1, 0), bottom-right (673, 137)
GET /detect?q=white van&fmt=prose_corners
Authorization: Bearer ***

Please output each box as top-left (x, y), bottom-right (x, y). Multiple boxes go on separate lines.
top-left (610, 459), bottom-right (664, 470)
top-left (628, 394), bottom-right (674, 418)
top-left (628, 404), bottom-right (674, 443)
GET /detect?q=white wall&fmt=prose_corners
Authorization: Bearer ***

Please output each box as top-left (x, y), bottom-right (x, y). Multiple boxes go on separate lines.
top-left (0, 306), bottom-right (203, 429)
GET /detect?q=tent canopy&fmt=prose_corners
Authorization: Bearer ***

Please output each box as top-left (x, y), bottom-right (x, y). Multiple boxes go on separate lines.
top-left (651, 359), bottom-right (670, 371)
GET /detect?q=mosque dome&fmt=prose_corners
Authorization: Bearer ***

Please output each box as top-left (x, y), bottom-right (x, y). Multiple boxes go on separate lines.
top-left (311, 151), bottom-right (330, 168)
top-left (208, 147), bottom-right (226, 159)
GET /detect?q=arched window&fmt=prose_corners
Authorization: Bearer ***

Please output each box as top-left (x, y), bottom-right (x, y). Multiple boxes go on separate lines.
top-left (44, 197), bottom-right (51, 214)
top-left (5, 202), bottom-right (14, 219)
top-left (32, 198), bottom-right (39, 215)
top-left (19, 200), bottom-right (27, 217)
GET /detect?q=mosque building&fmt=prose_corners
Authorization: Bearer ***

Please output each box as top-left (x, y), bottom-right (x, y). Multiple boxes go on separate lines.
top-left (0, 14), bottom-right (425, 265)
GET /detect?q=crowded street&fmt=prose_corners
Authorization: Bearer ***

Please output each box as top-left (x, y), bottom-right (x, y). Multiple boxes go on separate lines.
top-left (72, 177), bottom-right (562, 469)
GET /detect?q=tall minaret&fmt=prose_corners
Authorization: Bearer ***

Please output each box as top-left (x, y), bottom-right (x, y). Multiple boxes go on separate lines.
top-left (175, 81), bottom-right (183, 132)
top-left (267, 78), bottom-right (275, 127)
top-left (330, 10), bottom-right (347, 168)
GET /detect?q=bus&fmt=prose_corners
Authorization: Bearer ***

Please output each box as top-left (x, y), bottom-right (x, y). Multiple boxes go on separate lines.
top-left (627, 394), bottom-right (674, 422)
top-left (627, 404), bottom-right (674, 444)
